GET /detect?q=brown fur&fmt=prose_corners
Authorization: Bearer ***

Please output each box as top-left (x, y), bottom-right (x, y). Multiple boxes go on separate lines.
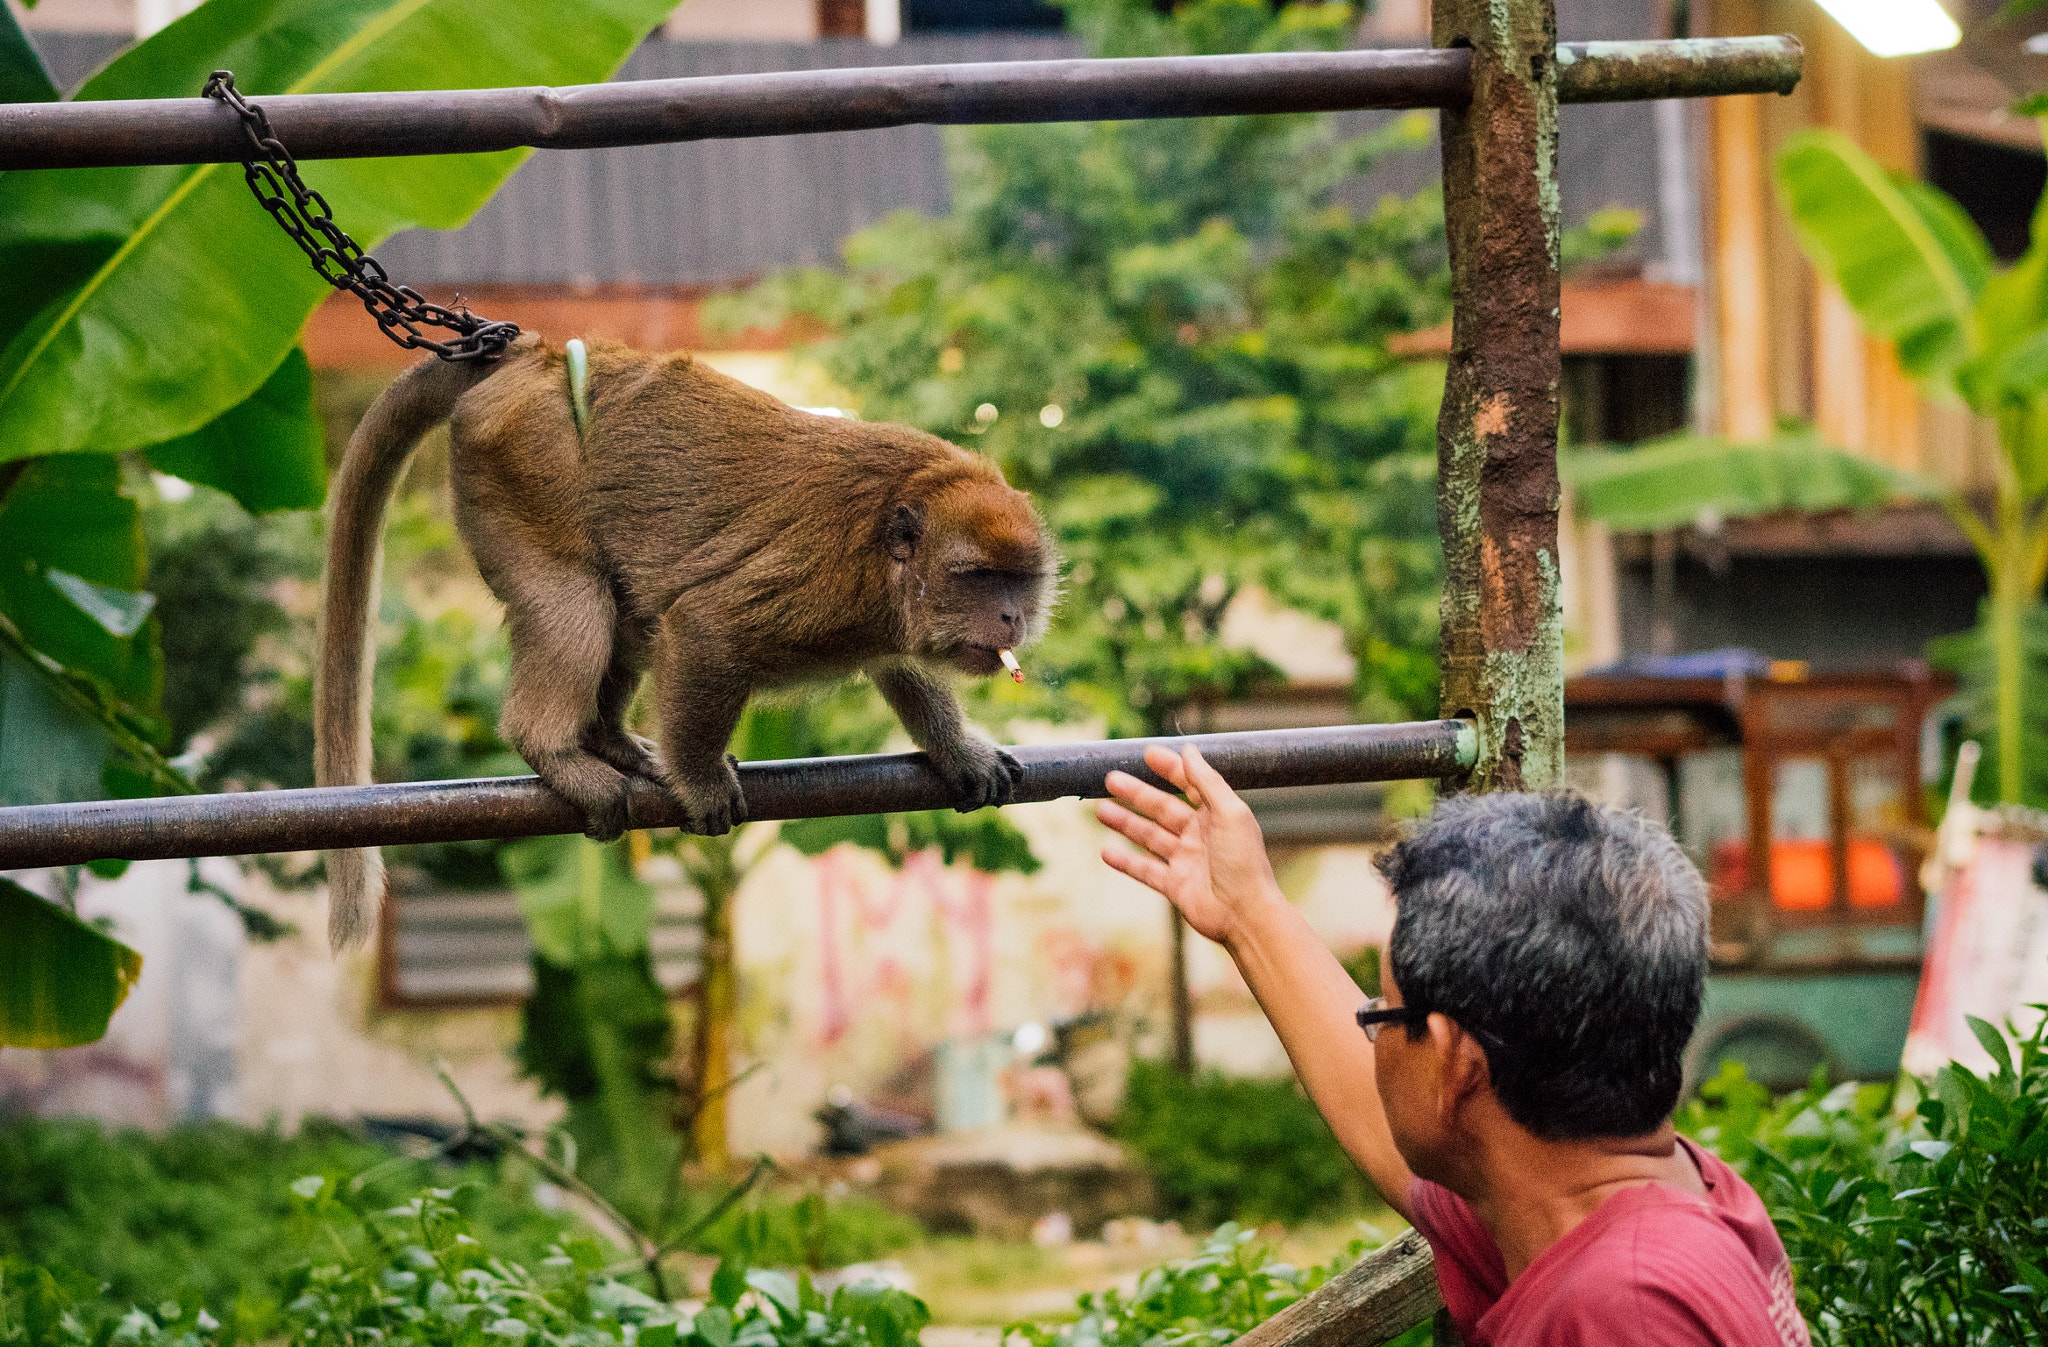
top-left (315, 336), bottom-right (1055, 949)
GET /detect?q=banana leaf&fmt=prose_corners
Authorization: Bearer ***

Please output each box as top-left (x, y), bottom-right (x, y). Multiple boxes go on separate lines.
top-left (146, 348), bottom-right (326, 513)
top-left (1774, 129), bottom-right (1988, 386)
top-left (1564, 429), bottom-right (1945, 533)
top-left (0, 2), bottom-right (57, 106)
top-left (0, 455), bottom-right (162, 713)
top-left (0, 0), bottom-right (676, 467)
top-left (0, 878), bottom-right (143, 1049)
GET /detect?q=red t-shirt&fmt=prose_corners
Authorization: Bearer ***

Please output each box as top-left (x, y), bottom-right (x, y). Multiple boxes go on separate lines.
top-left (1407, 1138), bottom-right (1812, 1347)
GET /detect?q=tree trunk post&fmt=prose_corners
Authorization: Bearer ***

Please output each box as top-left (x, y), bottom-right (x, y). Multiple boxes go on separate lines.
top-left (1169, 902), bottom-right (1194, 1076)
top-left (1433, 0), bottom-right (1565, 793)
top-left (692, 876), bottom-right (735, 1168)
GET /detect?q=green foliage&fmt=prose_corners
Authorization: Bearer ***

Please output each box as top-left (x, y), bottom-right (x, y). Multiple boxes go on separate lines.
top-left (517, 951), bottom-right (681, 1230)
top-left (0, 1176), bottom-right (931, 1347)
top-left (0, 0), bottom-right (675, 469)
top-left (0, 456), bottom-right (162, 718)
top-left (1679, 1013), bottom-right (2048, 1347)
top-left (144, 351), bottom-right (327, 515)
top-left (684, 1191), bottom-right (925, 1271)
top-left (508, 838), bottom-right (656, 966)
top-left (712, 0), bottom-right (1451, 729)
top-left (1564, 426), bottom-right (1943, 532)
top-left (0, 1116), bottom-right (570, 1315)
top-left (1562, 205), bottom-right (1646, 274)
top-left (1007, 1222), bottom-right (1427, 1347)
top-left (0, 3), bottom-right (56, 106)
top-left (0, 877), bottom-right (141, 1048)
top-left (1114, 1060), bottom-right (1373, 1226)
top-left (0, 0), bottom-right (678, 1045)
top-left (142, 482), bottom-right (308, 754)
top-left (1769, 124), bottom-right (2048, 805)
top-left (1927, 603), bottom-right (2048, 808)
top-left (1774, 130), bottom-right (1987, 386)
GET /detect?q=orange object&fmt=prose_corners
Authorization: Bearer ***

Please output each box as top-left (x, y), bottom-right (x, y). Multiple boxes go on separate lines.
top-left (1846, 839), bottom-right (1904, 908)
top-left (1771, 840), bottom-right (1834, 911)
top-left (1767, 838), bottom-right (1904, 910)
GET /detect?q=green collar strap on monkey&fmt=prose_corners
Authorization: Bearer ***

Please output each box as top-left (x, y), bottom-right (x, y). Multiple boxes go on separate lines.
top-left (566, 339), bottom-right (592, 438)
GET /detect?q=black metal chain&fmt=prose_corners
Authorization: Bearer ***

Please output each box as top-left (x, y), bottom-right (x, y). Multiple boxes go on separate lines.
top-left (202, 70), bottom-right (520, 364)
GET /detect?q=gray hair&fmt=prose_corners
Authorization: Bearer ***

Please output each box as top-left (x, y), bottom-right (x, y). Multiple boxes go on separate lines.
top-left (1378, 791), bottom-right (1709, 1139)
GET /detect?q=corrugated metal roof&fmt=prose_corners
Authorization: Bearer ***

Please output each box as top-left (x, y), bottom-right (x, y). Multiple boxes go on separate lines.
top-left (23, 26), bottom-right (1667, 289)
top-left (378, 35), bottom-right (1079, 287)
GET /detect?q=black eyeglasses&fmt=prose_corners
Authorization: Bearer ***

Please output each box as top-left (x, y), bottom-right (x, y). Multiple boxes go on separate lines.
top-left (1355, 996), bottom-right (1427, 1043)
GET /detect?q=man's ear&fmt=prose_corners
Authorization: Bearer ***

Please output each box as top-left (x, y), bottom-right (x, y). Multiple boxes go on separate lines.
top-left (1429, 1014), bottom-right (1491, 1125)
top-left (884, 502), bottom-right (925, 562)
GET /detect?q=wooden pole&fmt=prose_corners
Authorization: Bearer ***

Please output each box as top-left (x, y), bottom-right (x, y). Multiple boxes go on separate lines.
top-left (1433, 0), bottom-right (1565, 792)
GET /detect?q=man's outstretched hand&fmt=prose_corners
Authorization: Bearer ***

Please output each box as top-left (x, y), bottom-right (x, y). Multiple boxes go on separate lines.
top-left (1096, 742), bottom-right (1417, 1216)
top-left (1096, 743), bottom-right (1284, 949)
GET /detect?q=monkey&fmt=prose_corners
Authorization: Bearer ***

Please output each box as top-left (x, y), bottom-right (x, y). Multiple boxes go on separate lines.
top-left (316, 335), bottom-right (1057, 950)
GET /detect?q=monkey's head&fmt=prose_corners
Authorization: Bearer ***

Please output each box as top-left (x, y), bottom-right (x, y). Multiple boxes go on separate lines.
top-left (883, 467), bottom-right (1056, 677)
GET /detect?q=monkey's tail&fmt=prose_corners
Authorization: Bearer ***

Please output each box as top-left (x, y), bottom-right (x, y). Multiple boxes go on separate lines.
top-left (316, 356), bottom-right (499, 951)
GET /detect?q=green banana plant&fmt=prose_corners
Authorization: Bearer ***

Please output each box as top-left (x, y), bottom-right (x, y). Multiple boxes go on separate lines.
top-left (0, 0), bottom-right (675, 1048)
top-left (1569, 122), bottom-right (2048, 806)
top-left (1781, 123), bottom-right (2048, 806)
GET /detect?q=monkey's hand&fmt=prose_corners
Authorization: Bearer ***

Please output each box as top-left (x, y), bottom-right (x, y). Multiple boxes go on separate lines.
top-left (930, 737), bottom-right (1025, 812)
top-left (666, 754), bottom-right (749, 835)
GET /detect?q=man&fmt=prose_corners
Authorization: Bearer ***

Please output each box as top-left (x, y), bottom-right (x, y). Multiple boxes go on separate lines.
top-left (1097, 745), bottom-right (1810, 1346)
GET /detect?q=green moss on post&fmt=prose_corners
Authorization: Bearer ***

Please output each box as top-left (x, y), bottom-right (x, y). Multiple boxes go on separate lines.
top-left (1432, 0), bottom-right (1565, 793)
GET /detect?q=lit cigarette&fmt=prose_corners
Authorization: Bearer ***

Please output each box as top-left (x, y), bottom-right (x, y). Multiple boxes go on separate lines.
top-left (999, 648), bottom-right (1024, 683)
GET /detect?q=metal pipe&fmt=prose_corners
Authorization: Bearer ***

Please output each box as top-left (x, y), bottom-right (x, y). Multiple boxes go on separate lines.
top-left (0, 38), bottom-right (1799, 172)
top-left (0, 721), bottom-right (1476, 871)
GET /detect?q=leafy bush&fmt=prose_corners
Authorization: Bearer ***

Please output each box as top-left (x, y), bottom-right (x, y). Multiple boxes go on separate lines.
top-left (1007, 1223), bottom-right (1427, 1347)
top-left (1679, 1013), bottom-right (2048, 1346)
top-left (0, 1179), bottom-right (930, 1347)
top-left (0, 1116), bottom-right (567, 1314)
top-left (687, 1192), bottom-right (925, 1272)
top-left (1114, 1061), bottom-right (1374, 1226)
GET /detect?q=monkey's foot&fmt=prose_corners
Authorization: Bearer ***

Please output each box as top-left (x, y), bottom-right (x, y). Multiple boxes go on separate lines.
top-left (586, 728), bottom-right (665, 783)
top-left (932, 741), bottom-right (1024, 812)
top-left (527, 749), bottom-right (633, 842)
top-left (665, 756), bottom-right (748, 835)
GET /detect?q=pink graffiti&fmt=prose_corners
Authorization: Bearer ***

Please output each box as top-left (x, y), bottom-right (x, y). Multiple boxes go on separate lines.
top-left (813, 847), bottom-right (998, 1047)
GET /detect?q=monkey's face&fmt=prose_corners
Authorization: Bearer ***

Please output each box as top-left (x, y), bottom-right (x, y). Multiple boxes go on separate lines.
top-left (886, 478), bottom-right (1055, 673)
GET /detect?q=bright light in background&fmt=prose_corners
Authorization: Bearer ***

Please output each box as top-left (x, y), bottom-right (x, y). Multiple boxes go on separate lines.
top-left (1813, 0), bottom-right (1961, 58)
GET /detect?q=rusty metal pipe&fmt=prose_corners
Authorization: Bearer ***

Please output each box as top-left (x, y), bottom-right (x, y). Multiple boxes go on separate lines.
top-left (0, 38), bottom-right (1799, 172)
top-left (0, 721), bottom-right (1476, 871)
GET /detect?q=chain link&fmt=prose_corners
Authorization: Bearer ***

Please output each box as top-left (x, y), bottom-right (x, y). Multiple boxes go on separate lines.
top-left (202, 70), bottom-right (520, 364)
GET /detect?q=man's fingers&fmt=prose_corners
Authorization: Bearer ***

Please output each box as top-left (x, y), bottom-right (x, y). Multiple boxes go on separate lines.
top-left (1182, 744), bottom-right (1240, 811)
top-left (1104, 769), bottom-right (1196, 830)
top-left (1101, 843), bottom-right (1172, 894)
top-left (1144, 744), bottom-right (1193, 789)
top-left (1096, 799), bottom-right (1184, 860)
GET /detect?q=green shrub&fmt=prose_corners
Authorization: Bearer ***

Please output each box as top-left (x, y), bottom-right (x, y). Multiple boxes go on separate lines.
top-left (1113, 1061), bottom-right (1374, 1226)
top-left (0, 1117), bottom-right (569, 1312)
top-left (687, 1191), bottom-right (925, 1271)
top-left (1007, 1224), bottom-right (1427, 1347)
top-left (1680, 1013), bottom-right (2048, 1346)
top-left (0, 1179), bottom-right (930, 1347)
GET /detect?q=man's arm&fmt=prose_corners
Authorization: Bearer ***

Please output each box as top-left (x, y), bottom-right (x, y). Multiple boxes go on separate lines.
top-left (1097, 744), bottom-right (1418, 1220)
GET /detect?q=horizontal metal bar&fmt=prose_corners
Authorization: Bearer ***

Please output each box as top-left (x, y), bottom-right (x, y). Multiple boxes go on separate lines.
top-left (0, 38), bottom-right (1799, 172)
top-left (1551, 36), bottom-right (1801, 103)
top-left (0, 720), bottom-right (1476, 870)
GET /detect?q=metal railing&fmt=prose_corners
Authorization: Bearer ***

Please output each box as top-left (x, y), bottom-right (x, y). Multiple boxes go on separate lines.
top-left (0, 37), bottom-right (1798, 170)
top-left (0, 721), bottom-right (1475, 871)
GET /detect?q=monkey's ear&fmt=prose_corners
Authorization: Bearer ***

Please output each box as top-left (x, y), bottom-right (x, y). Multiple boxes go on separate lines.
top-left (884, 503), bottom-right (925, 562)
